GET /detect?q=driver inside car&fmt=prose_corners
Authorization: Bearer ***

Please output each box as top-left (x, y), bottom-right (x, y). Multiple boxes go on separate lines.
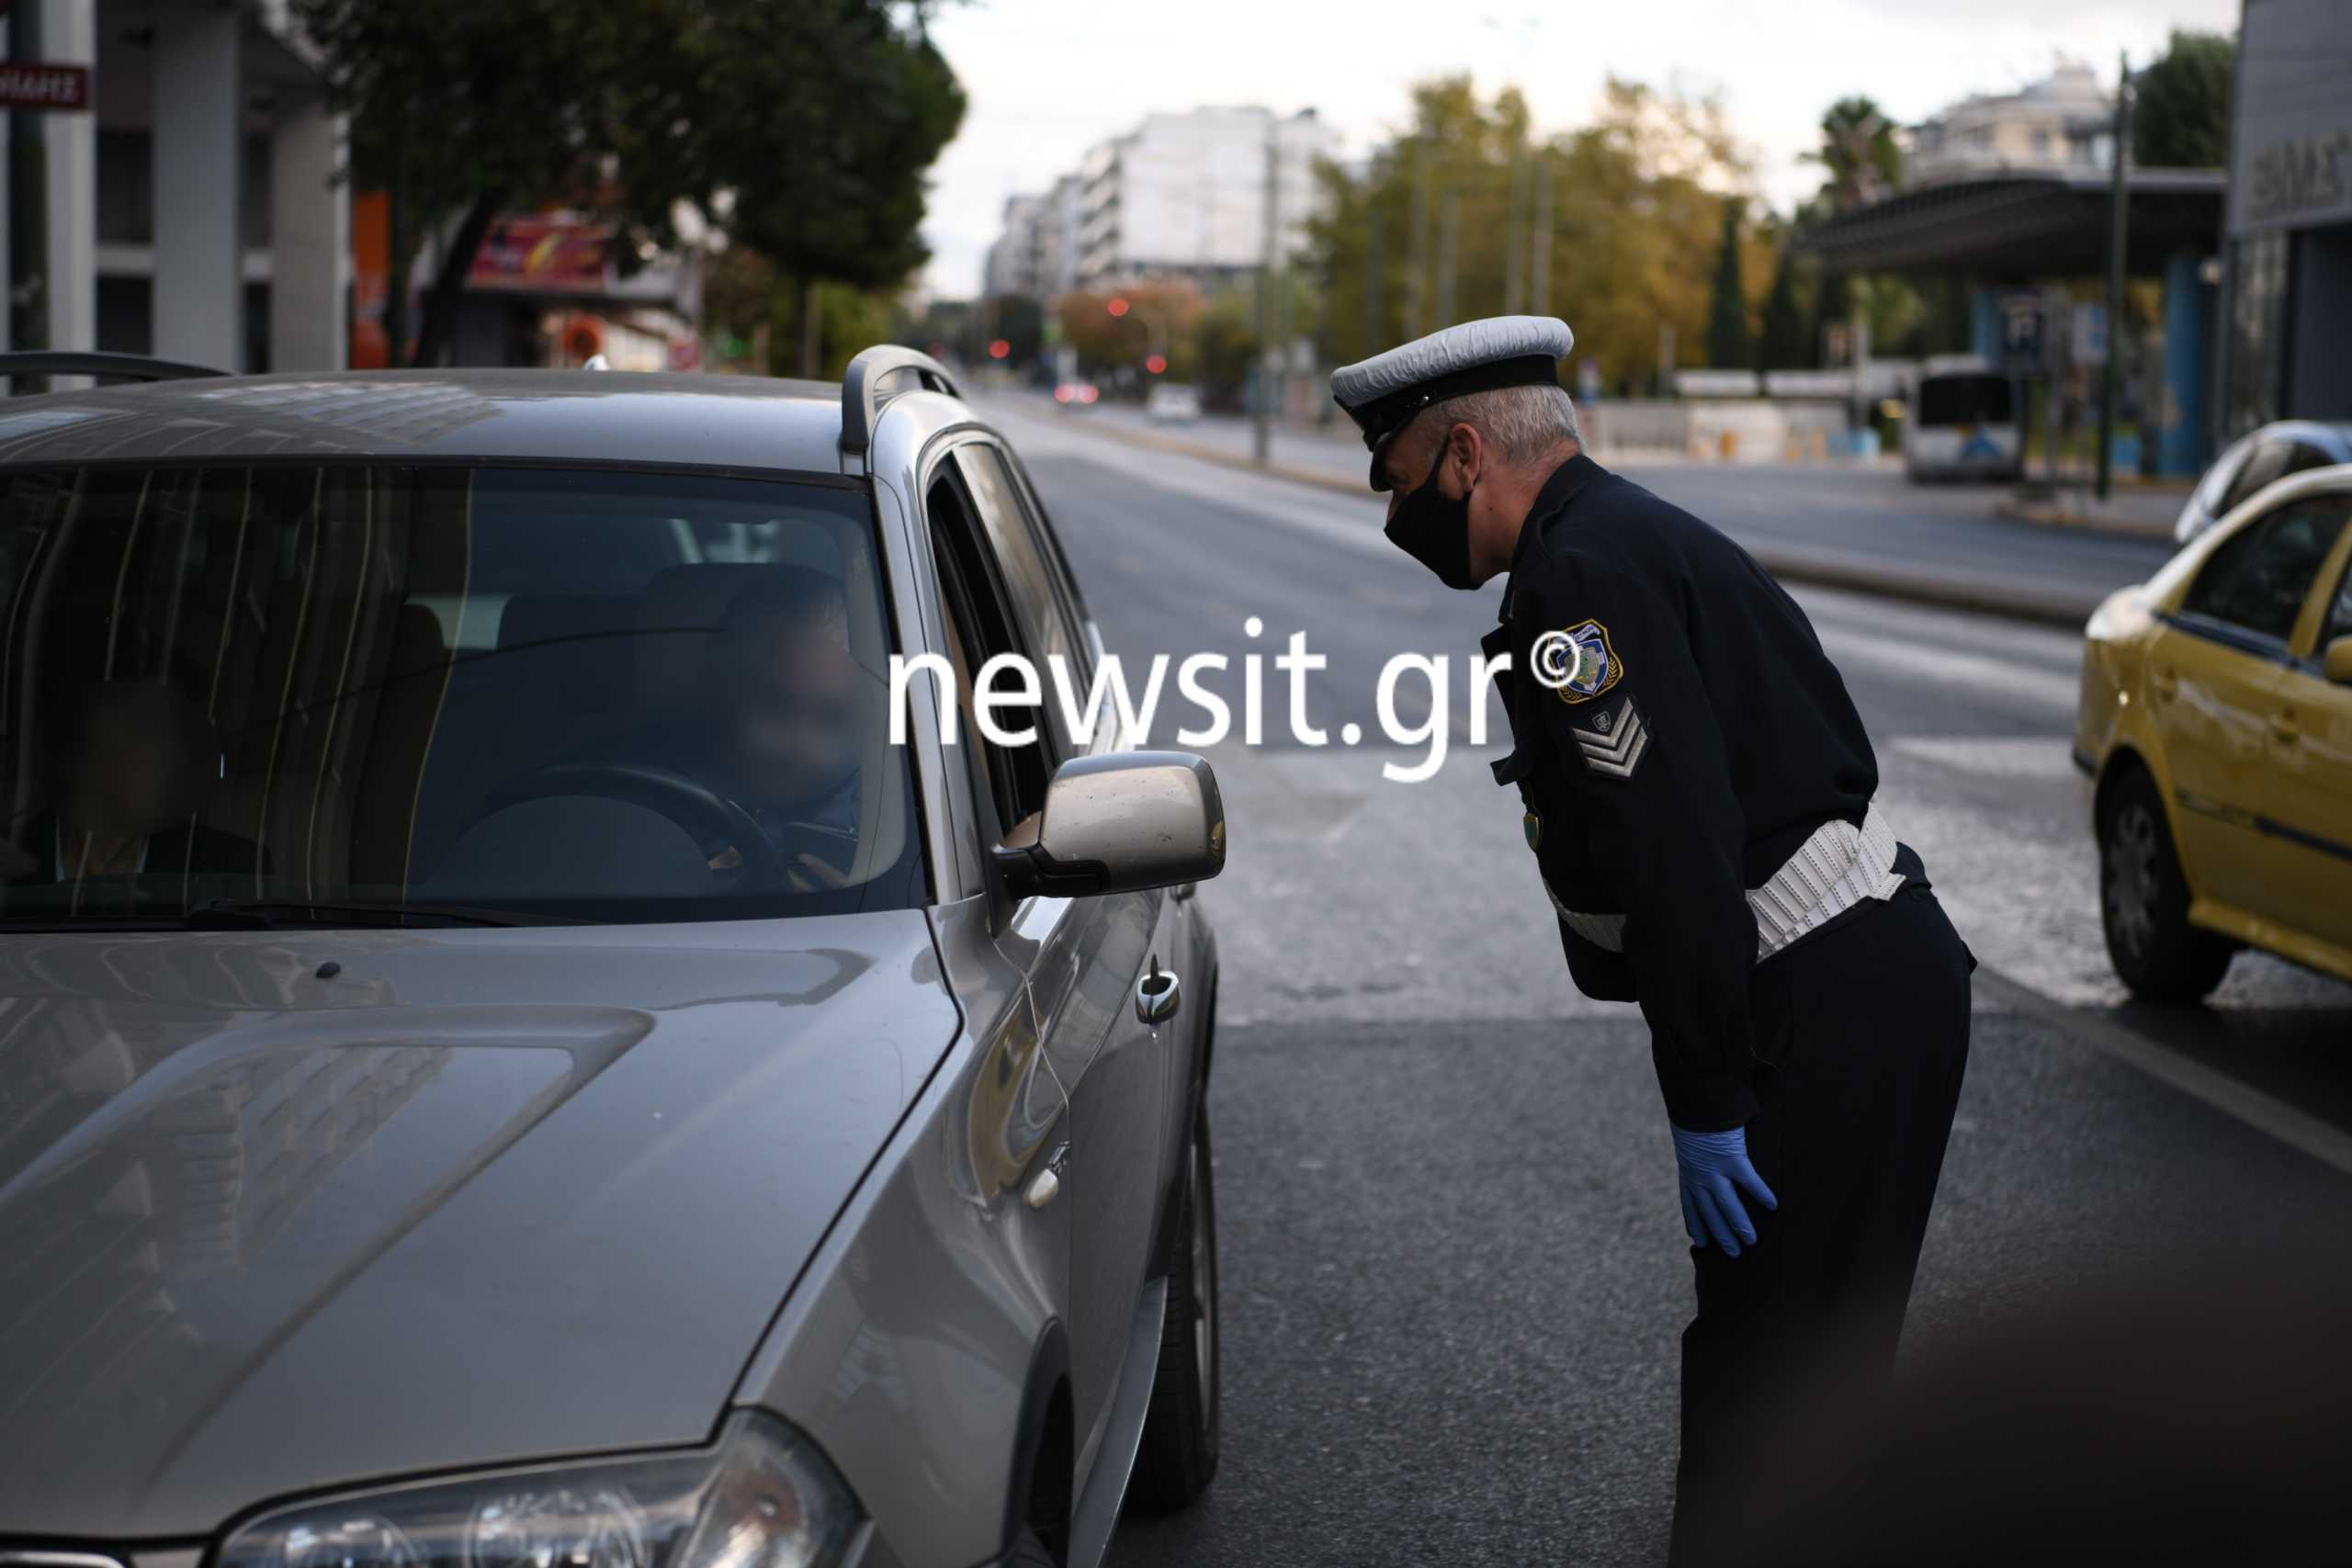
top-left (615, 568), bottom-right (864, 892)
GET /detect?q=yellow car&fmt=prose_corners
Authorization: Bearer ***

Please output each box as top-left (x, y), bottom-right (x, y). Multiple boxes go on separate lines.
top-left (2076, 464), bottom-right (2352, 1001)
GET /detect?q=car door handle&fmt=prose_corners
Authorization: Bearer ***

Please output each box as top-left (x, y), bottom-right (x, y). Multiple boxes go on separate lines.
top-left (2269, 710), bottom-right (2301, 745)
top-left (1136, 957), bottom-right (1181, 1026)
top-left (2151, 666), bottom-right (2179, 699)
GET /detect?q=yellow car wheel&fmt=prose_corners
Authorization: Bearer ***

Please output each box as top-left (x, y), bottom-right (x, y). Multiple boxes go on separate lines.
top-left (2098, 768), bottom-right (2235, 1003)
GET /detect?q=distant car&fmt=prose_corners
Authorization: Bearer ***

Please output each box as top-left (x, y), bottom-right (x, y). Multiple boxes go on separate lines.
top-left (2075, 462), bottom-right (2352, 1001)
top-left (0, 347), bottom-right (1227, 1568)
top-left (2173, 420), bottom-right (2352, 544)
top-left (1146, 383), bottom-right (1202, 423)
top-left (1905, 357), bottom-right (2022, 482)
top-left (1054, 379), bottom-right (1101, 408)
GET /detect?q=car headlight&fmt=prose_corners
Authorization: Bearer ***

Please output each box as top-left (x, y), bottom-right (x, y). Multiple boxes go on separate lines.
top-left (218, 1414), bottom-right (862, 1568)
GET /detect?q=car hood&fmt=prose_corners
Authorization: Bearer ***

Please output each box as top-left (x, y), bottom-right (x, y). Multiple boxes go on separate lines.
top-left (0, 912), bottom-right (954, 1538)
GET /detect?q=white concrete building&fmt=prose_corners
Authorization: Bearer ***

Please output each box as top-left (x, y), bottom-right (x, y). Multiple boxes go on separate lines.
top-left (1076, 107), bottom-right (1337, 289)
top-left (4, 0), bottom-right (348, 380)
top-left (1906, 62), bottom-right (2117, 188)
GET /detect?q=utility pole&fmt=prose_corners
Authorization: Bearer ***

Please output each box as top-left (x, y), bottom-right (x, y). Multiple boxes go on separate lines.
top-left (1255, 114), bottom-right (1278, 466)
top-left (1435, 189), bottom-right (1460, 329)
top-left (1503, 151), bottom-right (1529, 315)
top-left (1408, 141), bottom-right (1432, 338)
top-left (1363, 202), bottom-right (1385, 362)
top-left (1528, 154), bottom-right (1554, 319)
top-left (2095, 51), bottom-right (2132, 503)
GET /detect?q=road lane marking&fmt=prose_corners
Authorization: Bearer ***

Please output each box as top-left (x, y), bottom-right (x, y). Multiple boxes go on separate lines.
top-left (1815, 624), bottom-right (2080, 713)
top-left (1974, 968), bottom-right (2352, 1179)
top-left (1889, 736), bottom-right (2081, 780)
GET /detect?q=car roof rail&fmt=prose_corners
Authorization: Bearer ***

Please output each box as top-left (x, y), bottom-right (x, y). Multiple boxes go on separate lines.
top-left (840, 345), bottom-right (959, 467)
top-left (0, 350), bottom-right (228, 382)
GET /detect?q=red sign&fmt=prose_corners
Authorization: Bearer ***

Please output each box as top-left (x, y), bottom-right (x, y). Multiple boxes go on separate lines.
top-left (469, 214), bottom-right (613, 293)
top-left (0, 63), bottom-right (91, 112)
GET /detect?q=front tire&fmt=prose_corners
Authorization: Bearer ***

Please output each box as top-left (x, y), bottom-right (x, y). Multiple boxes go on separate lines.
top-left (1128, 1100), bottom-right (1219, 1508)
top-left (2099, 767), bottom-right (2233, 1002)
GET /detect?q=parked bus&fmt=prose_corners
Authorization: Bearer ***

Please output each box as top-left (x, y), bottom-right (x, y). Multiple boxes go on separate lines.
top-left (1905, 356), bottom-right (2021, 482)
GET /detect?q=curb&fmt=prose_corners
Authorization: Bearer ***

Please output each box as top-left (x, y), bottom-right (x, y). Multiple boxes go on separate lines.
top-left (1991, 497), bottom-right (2178, 542)
top-left (1055, 418), bottom-right (2105, 630)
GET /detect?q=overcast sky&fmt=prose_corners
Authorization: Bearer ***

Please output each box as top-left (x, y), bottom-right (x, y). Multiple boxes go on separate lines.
top-left (917, 0), bottom-right (2239, 299)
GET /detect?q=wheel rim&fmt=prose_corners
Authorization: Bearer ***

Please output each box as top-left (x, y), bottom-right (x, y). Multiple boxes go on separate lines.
top-left (2104, 800), bottom-right (2160, 960)
top-left (1188, 1136), bottom-right (1216, 1414)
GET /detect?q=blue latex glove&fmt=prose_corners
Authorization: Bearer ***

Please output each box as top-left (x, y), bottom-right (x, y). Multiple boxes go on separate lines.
top-left (1672, 1124), bottom-right (1779, 1258)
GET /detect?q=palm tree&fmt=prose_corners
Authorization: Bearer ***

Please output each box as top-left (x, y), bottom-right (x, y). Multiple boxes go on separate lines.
top-left (1805, 97), bottom-right (1901, 213)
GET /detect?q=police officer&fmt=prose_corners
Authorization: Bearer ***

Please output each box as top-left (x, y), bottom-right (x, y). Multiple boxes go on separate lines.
top-left (1330, 317), bottom-right (1974, 1562)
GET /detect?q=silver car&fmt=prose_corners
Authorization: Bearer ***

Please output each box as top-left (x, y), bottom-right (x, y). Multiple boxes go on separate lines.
top-left (0, 349), bottom-right (1225, 1568)
top-left (2175, 420), bottom-right (2352, 544)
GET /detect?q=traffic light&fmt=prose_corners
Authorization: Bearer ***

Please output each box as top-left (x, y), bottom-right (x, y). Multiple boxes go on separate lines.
top-left (1146, 353), bottom-right (1168, 375)
top-left (988, 338), bottom-right (1012, 359)
top-left (1107, 297), bottom-right (1129, 318)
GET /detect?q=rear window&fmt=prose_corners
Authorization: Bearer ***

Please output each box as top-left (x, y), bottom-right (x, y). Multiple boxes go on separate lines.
top-left (1916, 375), bottom-right (2014, 427)
top-left (0, 463), bottom-right (925, 929)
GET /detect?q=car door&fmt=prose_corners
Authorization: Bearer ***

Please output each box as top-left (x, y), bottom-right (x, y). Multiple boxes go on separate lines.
top-left (2259, 498), bottom-right (2352, 952)
top-left (2157, 492), bottom-right (2347, 916)
top-left (930, 444), bottom-right (1174, 1479)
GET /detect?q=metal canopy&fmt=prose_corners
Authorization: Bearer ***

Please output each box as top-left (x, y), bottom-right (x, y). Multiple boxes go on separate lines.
top-left (1797, 169), bottom-right (2227, 280)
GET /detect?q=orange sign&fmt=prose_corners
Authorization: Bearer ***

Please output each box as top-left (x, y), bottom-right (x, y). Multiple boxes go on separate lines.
top-left (470, 215), bottom-right (612, 292)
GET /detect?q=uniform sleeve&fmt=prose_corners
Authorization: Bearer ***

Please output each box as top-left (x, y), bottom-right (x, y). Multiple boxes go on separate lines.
top-left (1524, 558), bottom-right (1760, 1131)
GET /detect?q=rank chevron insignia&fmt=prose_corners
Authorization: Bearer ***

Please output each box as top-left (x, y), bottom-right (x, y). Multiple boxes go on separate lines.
top-left (1573, 699), bottom-right (1648, 778)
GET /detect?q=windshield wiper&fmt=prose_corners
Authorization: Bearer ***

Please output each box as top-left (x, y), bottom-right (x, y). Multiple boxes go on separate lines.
top-left (187, 898), bottom-right (581, 930)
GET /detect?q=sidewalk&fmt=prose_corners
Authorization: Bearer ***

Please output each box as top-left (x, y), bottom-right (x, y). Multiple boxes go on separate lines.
top-left (1994, 483), bottom-right (2187, 541)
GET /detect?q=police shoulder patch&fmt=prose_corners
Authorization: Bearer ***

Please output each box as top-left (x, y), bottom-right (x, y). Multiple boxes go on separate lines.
top-left (1570, 694), bottom-right (1648, 779)
top-left (1551, 618), bottom-right (1623, 705)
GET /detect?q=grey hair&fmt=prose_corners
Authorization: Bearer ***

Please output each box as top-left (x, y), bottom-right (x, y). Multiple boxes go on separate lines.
top-left (1400, 382), bottom-right (1581, 471)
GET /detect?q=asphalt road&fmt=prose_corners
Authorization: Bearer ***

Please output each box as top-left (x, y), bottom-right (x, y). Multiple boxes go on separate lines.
top-left (1035, 393), bottom-right (2180, 622)
top-left (970, 398), bottom-right (2352, 1565)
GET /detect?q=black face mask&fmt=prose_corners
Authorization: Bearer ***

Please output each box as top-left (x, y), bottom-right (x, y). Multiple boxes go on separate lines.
top-left (1384, 441), bottom-right (1478, 590)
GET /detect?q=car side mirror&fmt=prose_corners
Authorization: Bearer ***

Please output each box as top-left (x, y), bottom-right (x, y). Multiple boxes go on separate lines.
top-left (993, 750), bottom-right (1226, 898)
top-left (2325, 637), bottom-right (2352, 686)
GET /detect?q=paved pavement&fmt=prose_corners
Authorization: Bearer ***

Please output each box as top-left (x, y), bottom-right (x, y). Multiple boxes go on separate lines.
top-left (976, 399), bottom-right (2352, 1565)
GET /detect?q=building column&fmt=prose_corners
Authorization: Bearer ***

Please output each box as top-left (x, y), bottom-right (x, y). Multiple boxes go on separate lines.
top-left (41, 0), bottom-right (97, 361)
top-left (2159, 252), bottom-right (2211, 479)
top-left (152, 6), bottom-right (243, 369)
top-left (1970, 286), bottom-right (2000, 362)
top-left (270, 96), bottom-right (347, 371)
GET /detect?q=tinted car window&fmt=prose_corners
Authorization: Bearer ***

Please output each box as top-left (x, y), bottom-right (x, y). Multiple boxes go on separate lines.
top-left (2220, 440), bottom-right (2292, 515)
top-left (956, 444), bottom-right (1086, 687)
top-left (2182, 495), bottom-right (2352, 643)
top-left (0, 463), bottom-right (923, 927)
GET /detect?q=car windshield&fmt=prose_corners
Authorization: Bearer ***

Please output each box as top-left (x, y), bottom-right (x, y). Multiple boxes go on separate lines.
top-left (0, 462), bottom-right (924, 927)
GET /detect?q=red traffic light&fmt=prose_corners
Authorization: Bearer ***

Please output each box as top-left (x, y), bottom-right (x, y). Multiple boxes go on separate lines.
top-left (1106, 297), bottom-right (1129, 318)
top-left (988, 338), bottom-right (1011, 359)
top-left (1146, 353), bottom-right (1168, 375)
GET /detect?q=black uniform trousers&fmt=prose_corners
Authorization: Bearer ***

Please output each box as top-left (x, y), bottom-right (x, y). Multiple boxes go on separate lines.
top-left (1667, 875), bottom-right (1974, 1568)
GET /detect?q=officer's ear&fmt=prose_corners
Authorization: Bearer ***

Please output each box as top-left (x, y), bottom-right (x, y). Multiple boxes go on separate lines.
top-left (1442, 421), bottom-right (1485, 490)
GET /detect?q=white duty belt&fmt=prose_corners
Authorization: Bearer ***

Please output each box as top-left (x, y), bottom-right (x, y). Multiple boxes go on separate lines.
top-left (1547, 803), bottom-right (1905, 964)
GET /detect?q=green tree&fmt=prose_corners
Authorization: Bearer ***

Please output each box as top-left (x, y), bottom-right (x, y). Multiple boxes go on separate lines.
top-left (1758, 243), bottom-right (1811, 370)
top-left (292, 0), bottom-right (696, 365)
top-left (1804, 96), bottom-right (1901, 213)
top-left (679, 0), bottom-right (965, 377)
top-left (1705, 198), bottom-right (1752, 370)
top-left (2132, 30), bottom-right (2234, 168)
top-left (1304, 75), bottom-right (1757, 394)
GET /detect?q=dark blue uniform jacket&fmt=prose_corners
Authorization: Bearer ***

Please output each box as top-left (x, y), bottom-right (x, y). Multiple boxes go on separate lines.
top-left (1484, 455), bottom-right (1880, 1132)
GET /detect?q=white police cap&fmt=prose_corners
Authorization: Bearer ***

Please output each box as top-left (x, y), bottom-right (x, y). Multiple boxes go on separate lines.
top-left (1330, 315), bottom-right (1574, 489)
